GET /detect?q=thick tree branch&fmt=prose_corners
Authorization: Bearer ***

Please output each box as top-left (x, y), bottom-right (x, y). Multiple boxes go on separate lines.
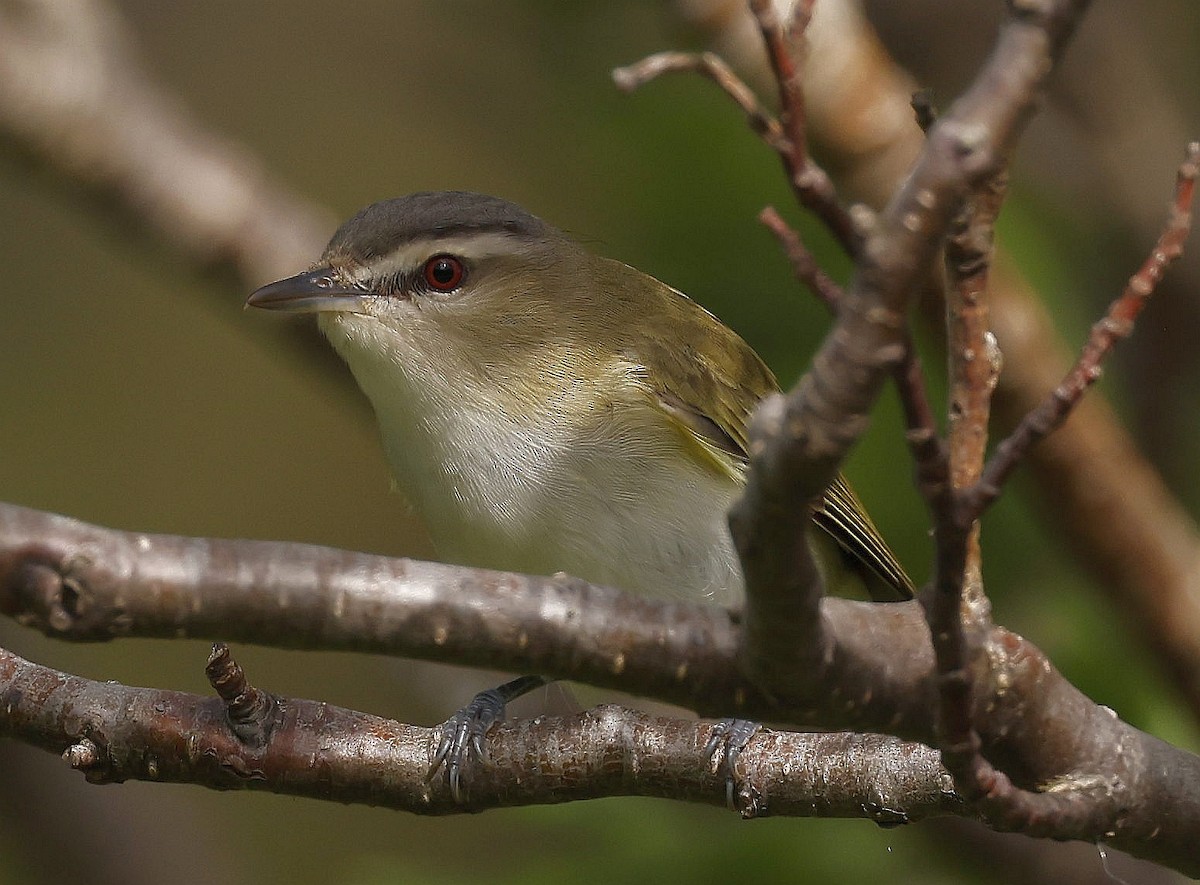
top-left (2, 501), bottom-right (1200, 872)
top-left (0, 501), bottom-right (932, 733)
top-left (1, 0), bottom-right (1198, 875)
top-left (0, 643), bottom-right (962, 821)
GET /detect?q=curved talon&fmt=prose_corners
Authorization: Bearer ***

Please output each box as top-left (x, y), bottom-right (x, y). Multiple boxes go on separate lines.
top-left (427, 688), bottom-right (506, 802)
top-left (704, 718), bottom-right (763, 814)
top-left (426, 674), bottom-right (550, 803)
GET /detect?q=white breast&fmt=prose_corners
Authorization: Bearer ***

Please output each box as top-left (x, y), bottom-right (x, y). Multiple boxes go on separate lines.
top-left (321, 312), bottom-right (745, 606)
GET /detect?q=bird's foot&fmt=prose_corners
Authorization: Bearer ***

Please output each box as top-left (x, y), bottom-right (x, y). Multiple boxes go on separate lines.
top-left (427, 674), bottom-right (549, 802)
top-left (704, 717), bottom-right (765, 817)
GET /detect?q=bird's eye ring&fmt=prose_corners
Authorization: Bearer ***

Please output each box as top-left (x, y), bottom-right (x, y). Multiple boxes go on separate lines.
top-left (422, 255), bottom-right (465, 292)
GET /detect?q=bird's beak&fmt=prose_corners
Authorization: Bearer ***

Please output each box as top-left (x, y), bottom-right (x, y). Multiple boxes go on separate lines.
top-left (246, 267), bottom-right (370, 314)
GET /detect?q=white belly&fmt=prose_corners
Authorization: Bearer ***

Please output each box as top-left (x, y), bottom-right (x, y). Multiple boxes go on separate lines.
top-left (375, 387), bottom-right (746, 606)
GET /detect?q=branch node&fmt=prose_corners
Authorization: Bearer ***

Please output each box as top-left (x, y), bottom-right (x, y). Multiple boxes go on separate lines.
top-left (206, 642), bottom-right (277, 747)
top-left (62, 737), bottom-right (101, 770)
top-left (63, 734), bottom-right (121, 784)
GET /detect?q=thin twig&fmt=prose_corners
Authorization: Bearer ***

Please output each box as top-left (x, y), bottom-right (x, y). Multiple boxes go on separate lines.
top-left (614, 13), bottom-right (860, 256)
top-left (748, 0), bottom-right (860, 255)
top-left (613, 51), bottom-right (787, 152)
top-left (971, 141), bottom-right (1200, 517)
top-left (751, 0), bottom-right (809, 163)
top-left (758, 205), bottom-right (843, 311)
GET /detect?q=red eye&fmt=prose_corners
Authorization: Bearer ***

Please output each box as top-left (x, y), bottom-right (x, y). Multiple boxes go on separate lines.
top-left (423, 255), bottom-right (465, 291)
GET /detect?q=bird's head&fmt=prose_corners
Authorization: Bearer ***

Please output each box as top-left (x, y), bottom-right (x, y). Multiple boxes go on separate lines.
top-left (247, 192), bottom-right (612, 393)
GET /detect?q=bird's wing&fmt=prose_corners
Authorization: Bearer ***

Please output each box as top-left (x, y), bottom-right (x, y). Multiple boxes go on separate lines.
top-left (639, 280), bottom-right (913, 602)
top-left (811, 475), bottom-right (915, 601)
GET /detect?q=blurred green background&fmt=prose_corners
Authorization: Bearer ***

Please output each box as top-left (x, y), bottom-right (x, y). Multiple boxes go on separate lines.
top-left (2, 2), bottom-right (1199, 883)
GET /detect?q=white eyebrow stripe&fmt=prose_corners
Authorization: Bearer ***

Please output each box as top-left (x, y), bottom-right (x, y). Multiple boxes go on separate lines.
top-left (348, 231), bottom-right (532, 283)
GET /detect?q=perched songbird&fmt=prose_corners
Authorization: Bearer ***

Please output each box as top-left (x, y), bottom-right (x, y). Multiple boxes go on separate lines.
top-left (248, 192), bottom-right (912, 794)
top-left (249, 191), bottom-right (909, 604)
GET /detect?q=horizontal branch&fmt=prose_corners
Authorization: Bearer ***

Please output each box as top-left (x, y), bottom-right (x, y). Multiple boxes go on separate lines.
top-left (0, 643), bottom-right (960, 821)
top-left (0, 501), bottom-right (934, 734)
top-left (2, 501), bottom-right (1199, 872)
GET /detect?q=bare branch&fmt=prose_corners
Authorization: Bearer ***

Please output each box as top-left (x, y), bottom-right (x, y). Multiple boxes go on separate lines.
top-left (0, 642), bottom-right (965, 820)
top-left (4, 501), bottom-right (1200, 871)
top-left (924, 140), bottom-right (1010, 818)
top-left (684, 0), bottom-right (1200, 722)
top-left (975, 141), bottom-right (1200, 515)
top-left (729, 0), bottom-right (1094, 702)
top-left (758, 205), bottom-right (843, 311)
top-left (615, 13), bottom-right (860, 256)
top-left (2, 0), bottom-right (1198, 874)
top-left (758, 204), bottom-right (939, 463)
top-left (748, 0), bottom-right (861, 254)
top-left (612, 51), bottom-right (787, 151)
top-left (0, 501), bottom-right (931, 732)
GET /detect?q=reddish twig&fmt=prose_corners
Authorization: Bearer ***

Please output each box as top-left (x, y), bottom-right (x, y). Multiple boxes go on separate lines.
top-left (758, 205), bottom-right (843, 311)
top-left (971, 141), bottom-right (1200, 517)
top-left (927, 166), bottom-right (1010, 815)
top-left (933, 142), bottom-right (1199, 834)
top-left (749, 0), bottom-right (860, 254)
top-left (750, 0), bottom-right (809, 163)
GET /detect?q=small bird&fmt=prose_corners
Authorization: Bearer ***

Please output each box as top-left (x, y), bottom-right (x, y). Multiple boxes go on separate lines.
top-left (248, 191), bottom-right (911, 795)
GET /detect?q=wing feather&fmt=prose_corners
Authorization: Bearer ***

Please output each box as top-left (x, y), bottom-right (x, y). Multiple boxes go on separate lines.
top-left (604, 260), bottom-right (914, 602)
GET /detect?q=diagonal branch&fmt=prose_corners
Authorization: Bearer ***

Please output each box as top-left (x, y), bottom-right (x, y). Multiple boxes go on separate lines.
top-left (758, 204), bottom-right (940, 464)
top-left (973, 141), bottom-right (1200, 516)
top-left (729, 0), bottom-right (1094, 698)
top-left (614, 4), bottom-right (861, 257)
top-left (683, 0), bottom-right (1200, 723)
